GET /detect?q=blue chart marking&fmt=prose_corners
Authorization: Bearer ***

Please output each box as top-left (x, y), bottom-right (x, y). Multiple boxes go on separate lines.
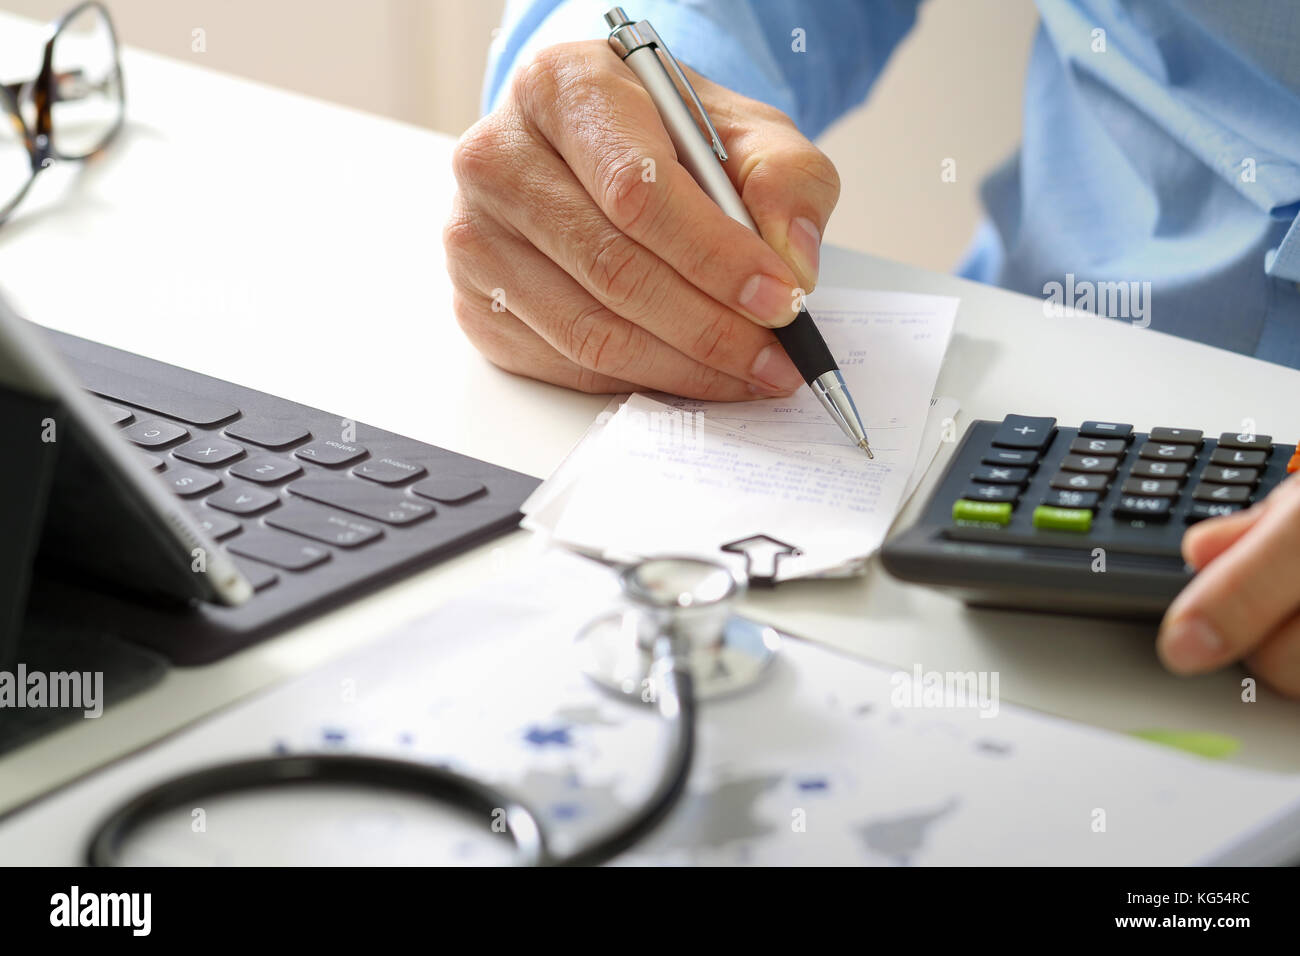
top-left (796, 777), bottom-right (830, 792)
top-left (272, 740), bottom-right (289, 755)
top-left (322, 728), bottom-right (347, 744)
top-left (523, 724), bottom-right (574, 748)
top-left (398, 732), bottom-right (414, 746)
top-left (551, 803), bottom-right (582, 821)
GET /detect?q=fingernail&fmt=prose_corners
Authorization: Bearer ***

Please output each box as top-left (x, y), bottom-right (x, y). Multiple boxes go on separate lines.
top-left (750, 342), bottom-right (803, 392)
top-left (739, 274), bottom-right (799, 328)
top-left (789, 216), bottom-right (821, 286)
top-left (1159, 616), bottom-right (1226, 674)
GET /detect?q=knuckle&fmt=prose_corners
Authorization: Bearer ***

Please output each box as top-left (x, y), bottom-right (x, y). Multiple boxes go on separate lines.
top-left (685, 364), bottom-right (744, 402)
top-left (451, 119), bottom-right (504, 185)
top-left (688, 311), bottom-right (735, 367)
top-left (596, 148), bottom-right (659, 233)
top-left (563, 303), bottom-right (637, 375)
top-left (585, 230), bottom-right (654, 312)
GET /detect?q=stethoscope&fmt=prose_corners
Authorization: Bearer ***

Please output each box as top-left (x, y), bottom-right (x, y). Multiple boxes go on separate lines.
top-left (86, 556), bottom-right (783, 866)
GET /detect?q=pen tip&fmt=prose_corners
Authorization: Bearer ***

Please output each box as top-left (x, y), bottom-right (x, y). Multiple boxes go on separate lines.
top-left (859, 439), bottom-right (874, 459)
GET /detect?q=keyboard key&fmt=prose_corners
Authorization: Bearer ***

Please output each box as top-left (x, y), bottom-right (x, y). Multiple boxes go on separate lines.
top-left (227, 529), bottom-right (330, 571)
top-left (1216, 432), bottom-right (1273, 452)
top-left (77, 363), bottom-right (239, 425)
top-left (952, 500), bottom-right (1012, 525)
top-left (1192, 483), bottom-right (1251, 504)
top-left (1120, 477), bottom-right (1180, 498)
top-left (412, 476), bottom-right (488, 504)
top-left (1210, 447), bottom-right (1267, 467)
top-left (173, 437), bottom-right (245, 467)
top-left (123, 419), bottom-right (189, 447)
top-left (1113, 495), bottom-right (1172, 520)
top-left (266, 505), bottom-right (383, 548)
top-left (224, 418), bottom-right (311, 449)
top-left (231, 558), bottom-right (278, 592)
top-left (163, 466), bottom-right (221, 498)
top-left (1200, 465), bottom-right (1259, 486)
top-left (207, 485), bottom-right (279, 515)
top-left (1138, 442), bottom-right (1196, 462)
top-left (981, 449), bottom-right (1038, 468)
top-left (1078, 421), bottom-right (1132, 440)
top-left (971, 465), bottom-right (1029, 485)
top-left (288, 476), bottom-right (435, 525)
top-left (294, 439), bottom-right (367, 466)
top-left (1049, 472), bottom-right (1108, 492)
top-left (192, 511), bottom-right (241, 540)
top-left (353, 457), bottom-right (428, 485)
top-left (1042, 489), bottom-right (1100, 510)
top-left (100, 401), bottom-right (133, 425)
top-left (1032, 505), bottom-right (1091, 533)
top-left (1061, 454), bottom-right (1120, 475)
top-left (962, 483), bottom-right (1019, 503)
top-left (1186, 502), bottom-right (1245, 523)
top-left (1149, 427), bottom-right (1203, 446)
top-left (1130, 459), bottom-right (1188, 479)
top-left (992, 415), bottom-right (1056, 451)
top-left (1069, 437), bottom-right (1126, 456)
top-left (139, 454), bottom-right (166, 472)
top-left (229, 456), bottom-right (303, 484)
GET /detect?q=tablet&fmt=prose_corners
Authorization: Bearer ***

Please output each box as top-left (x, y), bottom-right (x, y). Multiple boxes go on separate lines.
top-left (0, 292), bottom-right (252, 609)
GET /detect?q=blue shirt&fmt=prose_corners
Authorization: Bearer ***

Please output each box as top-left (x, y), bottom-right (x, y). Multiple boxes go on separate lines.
top-left (484, 0), bottom-right (1300, 369)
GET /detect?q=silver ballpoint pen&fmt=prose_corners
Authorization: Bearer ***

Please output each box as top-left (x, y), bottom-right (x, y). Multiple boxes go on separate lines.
top-left (603, 7), bottom-right (873, 457)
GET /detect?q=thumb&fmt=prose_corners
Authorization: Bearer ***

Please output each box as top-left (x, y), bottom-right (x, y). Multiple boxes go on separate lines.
top-left (688, 67), bottom-right (841, 293)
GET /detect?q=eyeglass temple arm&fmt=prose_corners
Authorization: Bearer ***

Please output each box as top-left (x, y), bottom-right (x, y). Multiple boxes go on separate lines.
top-left (1, 69), bottom-right (98, 105)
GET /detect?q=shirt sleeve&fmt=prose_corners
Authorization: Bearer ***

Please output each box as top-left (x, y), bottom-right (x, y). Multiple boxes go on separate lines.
top-left (481, 0), bottom-right (922, 140)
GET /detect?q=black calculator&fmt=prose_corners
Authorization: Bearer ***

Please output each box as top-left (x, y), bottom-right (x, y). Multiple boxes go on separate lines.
top-left (882, 415), bottom-right (1299, 617)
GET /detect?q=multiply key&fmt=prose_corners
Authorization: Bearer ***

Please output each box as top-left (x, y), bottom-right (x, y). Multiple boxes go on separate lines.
top-left (972, 465), bottom-right (1029, 485)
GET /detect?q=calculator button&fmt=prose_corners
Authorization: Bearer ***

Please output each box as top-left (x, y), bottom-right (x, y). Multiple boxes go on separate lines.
top-left (1192, 483), bottom-right (1251, 504)
top-left (1149, 427), bottom-right (1203, 446)
top-left (1069, 437), bottom-right (1126, 456)
top-left (1042, 489), bottom-right (1100, 510)
top-left (1129, 460), bottom-right (1188, 479)
top-left (1209, 447), bottom-right (1267, 467)
top-left (231, 559), bottom-right (278, 592)
top-left (193, 511), bottom-right (241, 540)
top-left (971, 465), bottom-right (1029, 485)
top-left (295, 440), bottom-right (367, 466)
top-left (981, 449), bottom-right (1038, 468)
top-left (229, 456), bottom-right (304, 484)
top-left (952, 500), bottom-right (1012, 525)
top-left (992, 415), bottom-right (1056, 451)
top-left (123, 419), bottom-right (189, 448)
top-left (962, 483), bottom-right (1019, 503)
top-left (1138, 442), bottom-right (1196, 462)
top-left (1032, 505), bottom-right (1092, 533)
top-left (173, 438), bottom-right (245, 467)
top-left (139, 454), bottom-right (166, 472)
top-left (101, 401), bottom-right (133, 425)
top-left (1113, 496), bottom-right (1172, 520)
top-left (265, 505), bottom-right (383, 548)
top-left (1061, 454), bottom-right (1120, 475)
top-left (207, 485), bottom-right (280, 515)
top-left (1199, 466), bottom-right (1259, 486)
top-left (163, 466), bottom-right (221, 498)
top-left (288, 476), bottom-right (435, 525)
top-left (1186, 502), bottom-right (1245, 523)
top-left (411, 476), bottom-right (488, 504)
top-left (1216, 432), bottom-right (1273, 452)
top-left (353, 457), bottom-right (428, 485)
top-left (1049, 472), bottom-right (1108, 492)
top-left (1078, 421), bottom-right (1133, 440)
top-left (1120, 477), bottom-right (1180, 498)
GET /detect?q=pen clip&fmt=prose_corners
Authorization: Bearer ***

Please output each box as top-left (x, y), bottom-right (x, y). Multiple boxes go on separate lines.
top-left (604, 7), bottom-right (729, 162)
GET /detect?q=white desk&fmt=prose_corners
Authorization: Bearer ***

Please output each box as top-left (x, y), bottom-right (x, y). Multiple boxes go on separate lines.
top-left (2, 11), bottom-right (1299, 849)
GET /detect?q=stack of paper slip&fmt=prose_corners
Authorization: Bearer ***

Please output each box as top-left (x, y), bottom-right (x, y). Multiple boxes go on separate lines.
top-left (522, 288), bottom-right (960, 583)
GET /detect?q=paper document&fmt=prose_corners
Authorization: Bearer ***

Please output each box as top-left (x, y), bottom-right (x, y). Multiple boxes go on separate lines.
top-left (523, 288), bottom-right (959, 580)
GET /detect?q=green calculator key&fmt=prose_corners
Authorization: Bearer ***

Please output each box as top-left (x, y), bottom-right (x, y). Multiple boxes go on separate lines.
top-left (1033, 505), bottom-right (1092, 532)
top-left (952, 499), bottom-right (1013, 525)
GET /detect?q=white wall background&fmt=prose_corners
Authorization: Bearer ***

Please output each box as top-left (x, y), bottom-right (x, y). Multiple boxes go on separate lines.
top-left (1, 0), bottom-right (1037, 272)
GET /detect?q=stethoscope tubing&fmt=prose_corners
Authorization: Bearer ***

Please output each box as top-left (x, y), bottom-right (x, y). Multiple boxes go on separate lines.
top-left (86, 638), bottom-right (696, 867)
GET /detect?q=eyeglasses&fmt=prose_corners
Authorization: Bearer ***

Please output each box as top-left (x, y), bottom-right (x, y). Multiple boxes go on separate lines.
top-left (1, 1), bottom-right (125, 226)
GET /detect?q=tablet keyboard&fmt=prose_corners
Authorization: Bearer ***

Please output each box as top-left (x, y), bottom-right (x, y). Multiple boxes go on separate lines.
top-left (882, 415), bottom-right (1298, 617)
top-left (44, 330), bottom-right (539, 664)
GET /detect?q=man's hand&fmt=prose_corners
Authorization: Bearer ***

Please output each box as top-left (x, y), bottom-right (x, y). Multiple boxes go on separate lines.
top-left (1159, 472), bottom-right (1300, 698)
top-left (445, 40), bottom-right (840, 400)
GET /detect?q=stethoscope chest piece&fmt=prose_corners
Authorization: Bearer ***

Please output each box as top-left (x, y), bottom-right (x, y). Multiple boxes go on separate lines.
top-left (575, 556), bottom-right (781, 701)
